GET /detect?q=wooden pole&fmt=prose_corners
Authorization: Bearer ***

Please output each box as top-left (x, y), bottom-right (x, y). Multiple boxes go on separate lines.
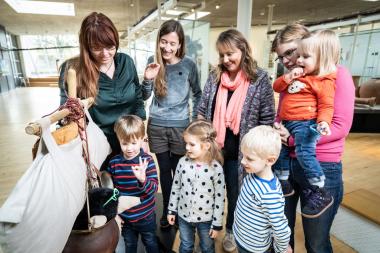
top-left (25, 97), bottom-right (94, 136)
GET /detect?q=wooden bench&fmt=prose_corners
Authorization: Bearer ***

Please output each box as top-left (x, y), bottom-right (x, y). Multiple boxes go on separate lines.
top-left (27, 76), bottom-right (59, 87)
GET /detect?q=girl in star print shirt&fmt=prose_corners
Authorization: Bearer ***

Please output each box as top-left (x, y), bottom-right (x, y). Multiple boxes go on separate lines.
top-left (167, 120), bottom-right (225, 253)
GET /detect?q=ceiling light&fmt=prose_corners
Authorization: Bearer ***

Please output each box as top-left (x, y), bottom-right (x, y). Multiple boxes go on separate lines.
top-left (216, 4), bottom-right (220, 9)
top-left (4, 0), bottom-right (75, 16)
top-left (184, 11), bottom-right (210, 20)
top-left (130, 3), bottom-right (134, 7)
top-left (191, 8), bottom-right (195, 12)
top-left (166, 10), bottom-right (184, 15)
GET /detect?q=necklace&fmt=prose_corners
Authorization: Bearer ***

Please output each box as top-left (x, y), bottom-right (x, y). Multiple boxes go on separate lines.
top-left (100, 61), bottom-right (114, 74)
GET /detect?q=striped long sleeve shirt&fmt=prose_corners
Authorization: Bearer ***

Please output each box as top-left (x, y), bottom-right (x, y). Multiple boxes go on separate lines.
top-left (233, 174), bottom-right (290, 253)
top-left (106, 149), bottom-right (158, 222)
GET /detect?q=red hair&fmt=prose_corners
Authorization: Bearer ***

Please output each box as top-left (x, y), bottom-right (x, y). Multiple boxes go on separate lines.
top-left (65, 12), bottom-right (119, 99)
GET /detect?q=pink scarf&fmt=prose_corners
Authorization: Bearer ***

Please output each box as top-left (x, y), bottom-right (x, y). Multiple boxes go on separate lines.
top-left (213, 70), bottom-right (250, 147)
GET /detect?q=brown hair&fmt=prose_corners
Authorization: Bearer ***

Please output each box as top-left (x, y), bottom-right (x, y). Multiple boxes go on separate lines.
top-left (64, 12), bottom-right (119, 99)
top-left (271, 23), bottom-right (309, 52)
top-left (214, 29), bottom-right (257, 83)
top-left (114, 115), bottom-right (145, 142)
top-left (184, 119), bottom-right (223, 165)
top-left (154, 19), bottom-right (186, 97)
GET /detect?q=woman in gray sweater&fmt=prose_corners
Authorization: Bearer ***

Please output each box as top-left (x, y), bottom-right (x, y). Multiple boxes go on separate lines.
top-left (141, 19), bottom-right (202, 229)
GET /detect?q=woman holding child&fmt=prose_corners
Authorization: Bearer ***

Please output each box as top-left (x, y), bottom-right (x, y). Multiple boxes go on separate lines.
top-left (272, 24), bottom-right (355, 253)
top-left (198, 29), bottom-right (275, 252)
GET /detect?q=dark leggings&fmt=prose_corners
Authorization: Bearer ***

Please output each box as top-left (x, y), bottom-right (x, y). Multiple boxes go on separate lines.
top-left (156, 151), bottom-right (182, 216)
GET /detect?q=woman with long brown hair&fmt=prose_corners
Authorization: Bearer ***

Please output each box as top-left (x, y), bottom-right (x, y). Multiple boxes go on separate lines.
top-left (198, 29), bottom-right (275, 252)
top-left (59, 12), bottom-right (146, 153)
top-left (141, 19), bottom-right (202, 229)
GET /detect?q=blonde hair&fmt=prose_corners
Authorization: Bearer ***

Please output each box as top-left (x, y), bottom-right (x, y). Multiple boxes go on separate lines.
top-left (241, 125), bottom-right (281, 160)
top-left (184, 119), bottom-right (223, 165)
top-left (214, 29), bottom-right (257, 83)
top-left (271, 23), bottom-right (309, 52)
top-left (299, 29), bottom-right (340, 76)
top-left (114, 115), bottom-right (145, 142)
top-left (154, 20), bottom-right (186, 97)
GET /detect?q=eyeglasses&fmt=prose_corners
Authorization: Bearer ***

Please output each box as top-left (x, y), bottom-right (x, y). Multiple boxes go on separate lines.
top-left (90, 46), bottom-right (116, 55)
top-left (275, 48), bottom-right (297, 63)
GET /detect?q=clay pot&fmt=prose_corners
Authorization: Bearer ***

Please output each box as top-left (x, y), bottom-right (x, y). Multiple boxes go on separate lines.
top-left (62, 218), bottom-right (119, 253)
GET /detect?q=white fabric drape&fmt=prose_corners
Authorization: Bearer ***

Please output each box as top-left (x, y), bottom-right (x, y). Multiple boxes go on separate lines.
top-left (0, 109), bottom-right (111, 253)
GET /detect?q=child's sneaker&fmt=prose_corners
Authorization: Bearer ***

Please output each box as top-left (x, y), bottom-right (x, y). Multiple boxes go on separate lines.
top-left (301, 186), bottom-right (334, 218)
top-left (279, 179), bottom-right (295, 197)
top-left (222, 232), bottom-right (236, 252)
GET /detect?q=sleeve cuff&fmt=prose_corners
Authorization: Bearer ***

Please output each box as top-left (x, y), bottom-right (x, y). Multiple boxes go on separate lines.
top-left (167, 210), bottom-right (177, 215)
top-left (211, 225), bottom-right (223, 231)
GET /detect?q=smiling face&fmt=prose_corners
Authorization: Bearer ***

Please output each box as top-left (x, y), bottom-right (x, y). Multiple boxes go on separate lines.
top-left (184, 133), bottom-right (210, 163)
top-left (120, 137), bottom-right (144, 160)
top-left (159, 32), bottom-right (181, 64)
top-left (217, 43), bottom-right (243, 76)
top-left (275, 41), bottom-right (299, 70)
top-left (90, 45), bottom-right (117, 66)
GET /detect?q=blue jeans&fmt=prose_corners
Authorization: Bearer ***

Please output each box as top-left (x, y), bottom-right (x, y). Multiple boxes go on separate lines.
top-left (121, 212), bottom-right (159, 253)
top-left (274, 120), bottom-right (324, 184)
top-left (178, 217), bottom-right (215, 253)
top-left (285, 158), bottom-right (343, 253)
top-left (223, 159), bottom-right (239, 232)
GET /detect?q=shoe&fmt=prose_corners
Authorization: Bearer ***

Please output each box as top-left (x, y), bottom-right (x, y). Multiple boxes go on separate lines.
top-left (301, 186), bottom-right (334, 218)
top-left (160, 213), bottom-right (170, 229)
top-left (279, 179), bottom-right (295, 197)
top-left (222, 232), bottom-right (236, 252)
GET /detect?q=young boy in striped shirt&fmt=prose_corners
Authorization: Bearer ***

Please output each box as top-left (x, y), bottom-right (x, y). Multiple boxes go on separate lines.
top-left (233, 126), bottom-right (292, 253)
top-left (105, 115), bottom-right (159, 253)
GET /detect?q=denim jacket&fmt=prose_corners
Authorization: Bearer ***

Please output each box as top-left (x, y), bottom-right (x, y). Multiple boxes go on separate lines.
top-left (198, 68), bottom-right (275, 185)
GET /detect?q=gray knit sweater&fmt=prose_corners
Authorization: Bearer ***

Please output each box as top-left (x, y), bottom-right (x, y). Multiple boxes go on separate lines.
top-left (142, 56), bottom-right (202, 128)
top-left (198, 68), bottom-right (275, 185)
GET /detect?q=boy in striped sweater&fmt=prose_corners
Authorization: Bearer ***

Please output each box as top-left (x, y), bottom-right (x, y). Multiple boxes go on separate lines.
top-left (233, 126), bottom-right (292, 253)
top-left (106, 115), bottom-right (159, 253)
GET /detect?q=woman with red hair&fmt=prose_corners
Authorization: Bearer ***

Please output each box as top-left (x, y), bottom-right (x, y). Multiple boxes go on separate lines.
top-left (59, 12), bottom-right (146, 154)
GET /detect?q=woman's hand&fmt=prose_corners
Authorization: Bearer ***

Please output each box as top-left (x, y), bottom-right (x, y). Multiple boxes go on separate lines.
top-left (144, 63), bottom-right (160, 80)
top-left (286, 244), bottom-right (293, 253)
top-left (273, 122), bottom-right (290, 145)
top-left (131, 157), bottom-right (148, 183)
top-left (167, 214), bottom-right (176, 225)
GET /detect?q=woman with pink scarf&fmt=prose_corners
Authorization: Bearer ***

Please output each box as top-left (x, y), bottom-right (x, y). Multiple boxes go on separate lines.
top-left (198, 29), bottom-right (275, 252)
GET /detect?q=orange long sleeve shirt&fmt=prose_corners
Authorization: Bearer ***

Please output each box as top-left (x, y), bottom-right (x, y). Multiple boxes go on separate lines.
top-left (273, 73), bottom-right (336, 124)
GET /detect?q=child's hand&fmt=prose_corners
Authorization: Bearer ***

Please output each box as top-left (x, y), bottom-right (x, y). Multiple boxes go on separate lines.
top-left (209, 229), bottom-right (219, 239)
top-left (131, 157), bottom-right (148, 183)
top-left (115, 215), bottom-right (124, 234)
top-left (284, 67), bottom-right (304, 83)
top-left (286, 244), bottom-right (293, 253)
top-left (167, 214), bottom-right (176, 225)
top-left (317, 121), bottom-right (331, 136)
top-left (144, 63), bottom-right (160, 80)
